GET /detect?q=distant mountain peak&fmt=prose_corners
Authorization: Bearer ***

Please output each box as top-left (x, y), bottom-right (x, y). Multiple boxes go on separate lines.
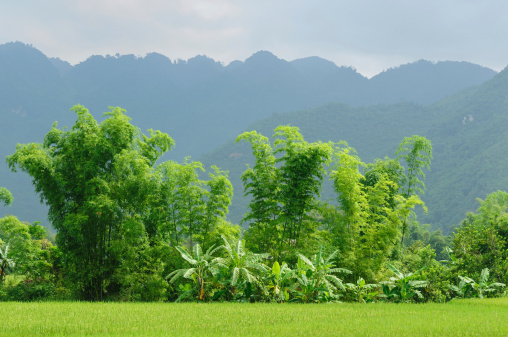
top-left (292, 56), bottom-right (337, 67)
top-left (373, 59), bottom-right (496, 78)
top-left (0, 41), bottom-right (62, 79)
top-left (291, 56), bottom-right (360, 76)
top-left (144, 52), bottom-right (168, 59)
top-left (245, 50), bottom-right (284, 65)
top-left (185, 54), bottom-right (224, 69)
top-left (226, 60), bottom-right (243, 70)
top-left (0, 41), bottom-right (48, 60)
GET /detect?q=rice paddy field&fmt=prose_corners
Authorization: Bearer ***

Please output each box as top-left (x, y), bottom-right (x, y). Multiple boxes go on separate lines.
top-left (3, 298), bottom-right (508, 336)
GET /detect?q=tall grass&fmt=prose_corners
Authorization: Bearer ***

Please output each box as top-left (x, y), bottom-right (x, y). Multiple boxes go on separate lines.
top-left (3, 298), bottom-right (507, 336)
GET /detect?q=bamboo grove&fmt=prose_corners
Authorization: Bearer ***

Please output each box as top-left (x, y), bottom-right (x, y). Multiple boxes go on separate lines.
top-left (0, 105), bottom-right (506, 302)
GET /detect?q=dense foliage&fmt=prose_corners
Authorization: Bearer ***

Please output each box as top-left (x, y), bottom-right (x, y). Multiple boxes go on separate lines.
top-left (3, 106), bottom-right (237, 301)
top-left (1, 106), bottom-right (507, 303)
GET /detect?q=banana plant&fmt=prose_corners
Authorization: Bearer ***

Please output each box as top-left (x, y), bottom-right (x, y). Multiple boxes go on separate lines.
top-left (450, 268), bottom-right (506, 299)
top-left (266, 261), bottom-right (296, 302)
top-left (449, 275), bottom-right (475, 298)
top-left (174, 283), bottom-right (194, 303)
top-left (291, 270), bottom-right (328, 303)
top-left (295, 246), bottom-right (352, 300)
top-left (475, 268), bottom-right (506, 298)
top-left (0, 244), bottom-right (15, 284)
top-left (166, 243), bottom-right (224, 301)
top-left (345, 277), bottom-right (380, 303)
top-left (381, 264), bottom-right (428, 302)
top-left (460, 268), bottom-right (506, 299)
top-left (440, 247), bottom-right (458, 265)
top-left (219, 235), bottom-right (269, 299)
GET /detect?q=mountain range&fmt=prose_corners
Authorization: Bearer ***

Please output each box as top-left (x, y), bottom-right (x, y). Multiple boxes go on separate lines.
top-left (0, 41), bottom-right (501, 232)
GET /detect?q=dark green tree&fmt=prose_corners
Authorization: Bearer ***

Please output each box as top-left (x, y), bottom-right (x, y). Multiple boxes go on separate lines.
top-left (395, 135), bottom-right (433, 199)
top-left (0, 187), bottom-right (13, 206)
top-left (236, 130), bottom-right (280, 255)
top-left (0, 216), bottom-right (54, 284)
top-left (330, 143), bottom-right (424, 281)
top-left (274, 126), bottom-right (332, 256)
top-left (361, 157), bottom-right (404, 210)
top-left (7, 105), bottom-right (174, 300)
top-left (238, 126), bottom-right (332, 259)
top-left (451, 191), bottom-right (508, 283)
top-left (153, 159), bottom-right (233, 250)
top-left (395, 135), bottom-right (432, 242)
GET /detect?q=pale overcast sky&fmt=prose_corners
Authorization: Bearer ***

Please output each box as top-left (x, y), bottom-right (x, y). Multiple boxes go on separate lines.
top-left (1, 0), bottom-right (507, 77)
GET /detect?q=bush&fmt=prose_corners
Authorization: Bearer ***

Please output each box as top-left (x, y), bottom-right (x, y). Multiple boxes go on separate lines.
top-left (7, 278), bottom-right (56, 301)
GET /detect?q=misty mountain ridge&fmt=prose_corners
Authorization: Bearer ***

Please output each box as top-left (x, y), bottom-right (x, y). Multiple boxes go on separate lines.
top-left (0, 41), bottom-right (501, 231)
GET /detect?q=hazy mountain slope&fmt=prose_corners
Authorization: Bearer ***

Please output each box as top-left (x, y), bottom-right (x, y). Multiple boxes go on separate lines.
top-left (0, 43), bottom-right (77, 226)
top-left (367, 60), bottom-right (496, 105)
top-left (200, 67), bottom-right (508, 233)
top-left (199, 102), bottom-right (434, 227)
top-left (420, 66), bottom-right (508, 230)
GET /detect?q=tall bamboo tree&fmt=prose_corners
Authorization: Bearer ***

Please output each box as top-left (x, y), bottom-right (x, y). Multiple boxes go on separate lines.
top-left (395, 135), bottom-right (432, 241)
top-left (7, 105), bottom-right (174, 300)
top-left (238, 126), bottom-right (332, 259)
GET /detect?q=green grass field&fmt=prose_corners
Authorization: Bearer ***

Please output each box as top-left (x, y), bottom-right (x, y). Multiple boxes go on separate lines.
top-left (3, 298), bottom-right (507, 336)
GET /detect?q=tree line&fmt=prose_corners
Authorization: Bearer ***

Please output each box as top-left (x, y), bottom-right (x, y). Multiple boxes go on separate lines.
top-left (0, 105), bottom-right (506, 302)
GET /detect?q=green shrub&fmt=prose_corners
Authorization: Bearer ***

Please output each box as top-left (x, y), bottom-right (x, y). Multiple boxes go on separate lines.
top-left (7, 278), bottom-right (56, 301)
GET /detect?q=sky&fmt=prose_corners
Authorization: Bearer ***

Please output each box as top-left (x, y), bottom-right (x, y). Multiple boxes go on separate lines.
top-left (1, 0), bottom-right (507, 77)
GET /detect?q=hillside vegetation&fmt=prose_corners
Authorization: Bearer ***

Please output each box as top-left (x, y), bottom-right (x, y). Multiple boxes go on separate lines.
top-left (201, 66), bottom-right (508, 232)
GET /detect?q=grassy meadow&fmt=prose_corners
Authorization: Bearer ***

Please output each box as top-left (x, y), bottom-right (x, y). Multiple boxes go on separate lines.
top-left (3, 298), bottom-right (508, 336)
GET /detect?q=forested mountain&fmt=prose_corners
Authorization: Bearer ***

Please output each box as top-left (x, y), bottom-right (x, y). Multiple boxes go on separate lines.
top-left (0, 41), bottom-right (498, 229)
top-left (201, 66), bottom-right (508, 233)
